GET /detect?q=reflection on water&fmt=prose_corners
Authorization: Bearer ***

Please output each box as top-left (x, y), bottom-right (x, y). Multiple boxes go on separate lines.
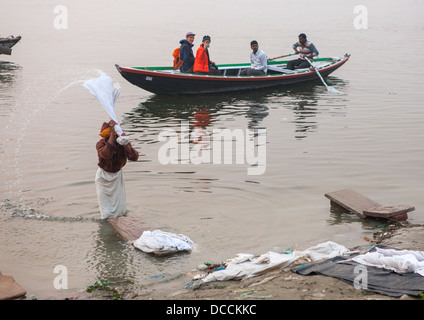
top-left (0, 60), bottom-right (21, 84)
top-left (0, 61), bottom-right (22, 117)
top-left (87, 221), bottom-right (135, 283)
top-left (117, 79), bottom-right (350, 197)
top-left (273, 77), bottom-right (349, 139)
top-left (123, 77), bottom-right (348, 144)
top-left (246, 105), bottom-right (269, 129)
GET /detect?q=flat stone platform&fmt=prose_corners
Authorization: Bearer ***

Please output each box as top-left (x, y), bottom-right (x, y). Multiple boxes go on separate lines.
top-left (108, 216), bottom-right (151, 243)
top-left (325, 189), bottom-right (415, 221)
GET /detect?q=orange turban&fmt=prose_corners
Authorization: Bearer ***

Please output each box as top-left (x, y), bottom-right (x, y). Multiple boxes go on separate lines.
top-left (99, 122), bottom-right (111, 139)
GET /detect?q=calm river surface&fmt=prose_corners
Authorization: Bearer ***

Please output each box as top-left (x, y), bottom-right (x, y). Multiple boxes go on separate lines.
top-left (1, 0), bottom-right (423, 299)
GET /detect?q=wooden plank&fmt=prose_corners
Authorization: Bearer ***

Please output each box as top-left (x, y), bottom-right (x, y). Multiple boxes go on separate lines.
top-left (325, 189), bottom-right (381, 219)
top-left (0, 275), bottom-right (26, 300)
top-left (108, 216), bottom-right (151, 243)
top-left (364, 205), bottom-right (415, 218)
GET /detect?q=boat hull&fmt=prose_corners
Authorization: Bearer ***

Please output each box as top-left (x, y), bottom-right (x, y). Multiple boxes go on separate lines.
top-left (0, 36), bottom-right (22, 55)
top-left (116, 55), bottom-right (349, 95)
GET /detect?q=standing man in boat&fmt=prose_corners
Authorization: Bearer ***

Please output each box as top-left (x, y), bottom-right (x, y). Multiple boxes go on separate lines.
top-left (193, 35), bottom-right (221, 75)
top-left (179, 32), bottom-right (196, 73)
top-left (287, 33), bottom-right (319, 70)
top-left (240, 40), bottom-right (268, 76)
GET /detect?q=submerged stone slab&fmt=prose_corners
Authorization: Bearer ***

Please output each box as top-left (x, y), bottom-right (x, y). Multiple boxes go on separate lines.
top-left (325, 189), bottom-right (380, 219)
top-left (325, 189), bottom-right (415, 221)
top-left (0, 275), bottom-right (26, 300)
top-left (364, 205), bottom-right (415, 220)
top-left (108, 216), bottom-right (150, 243)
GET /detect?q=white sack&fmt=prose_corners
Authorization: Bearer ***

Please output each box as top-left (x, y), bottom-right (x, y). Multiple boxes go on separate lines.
top-left (83, 72), bottom-right (124, 136)
top-left (203, 241), bottom-right (353, 283)
top-left (133, 230), bottom-right (194, 255)
top-left (348, 247), bottom-right (424, 276)
top-left (95, 168), bottom-right (126, 219)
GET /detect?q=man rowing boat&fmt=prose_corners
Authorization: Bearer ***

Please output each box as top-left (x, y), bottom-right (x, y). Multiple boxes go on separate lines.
top-left (287, 33), bottom-right (319, 70)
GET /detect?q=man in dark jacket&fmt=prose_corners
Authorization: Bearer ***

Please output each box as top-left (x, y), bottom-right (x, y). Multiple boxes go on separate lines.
top-left (179, 32), bottom-right (196, 73)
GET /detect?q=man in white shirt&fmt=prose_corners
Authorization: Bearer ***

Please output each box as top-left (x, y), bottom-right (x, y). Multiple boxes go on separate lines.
top-left (240, 40), bottom-right (268, 76)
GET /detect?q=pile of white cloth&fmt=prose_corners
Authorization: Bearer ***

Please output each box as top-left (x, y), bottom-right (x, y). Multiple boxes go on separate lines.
top-left (200, 241), bottom-right (424, 284)
top-left (133, 230), bottom-right (194, 255)
top-left (347, 247), bottom-right (424, 276)
top-left (202, 241), bottom-right (354, 283)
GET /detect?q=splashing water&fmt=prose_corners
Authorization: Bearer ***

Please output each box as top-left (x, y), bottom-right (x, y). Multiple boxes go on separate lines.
top-left (0, 68), bottom-right (106, 218)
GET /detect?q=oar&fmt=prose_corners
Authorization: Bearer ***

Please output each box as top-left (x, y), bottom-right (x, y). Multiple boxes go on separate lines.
top-left (304, 57), bottom-right (340, 94)
top-left (268, 52), bottom-right (298, 62)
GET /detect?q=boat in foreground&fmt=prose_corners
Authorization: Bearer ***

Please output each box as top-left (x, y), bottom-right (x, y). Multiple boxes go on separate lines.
top-left (116, 54), bottom-right (350, 95)
top-left (0, 35), bottom-right (21, 55)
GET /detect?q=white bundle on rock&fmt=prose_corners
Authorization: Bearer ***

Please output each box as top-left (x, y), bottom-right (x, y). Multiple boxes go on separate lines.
top-left (133, 230), bottom-right (194, 255)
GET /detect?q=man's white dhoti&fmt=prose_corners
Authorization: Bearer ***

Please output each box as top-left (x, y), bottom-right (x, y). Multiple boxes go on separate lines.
top-left (95, 167), bottom-right (127, 219)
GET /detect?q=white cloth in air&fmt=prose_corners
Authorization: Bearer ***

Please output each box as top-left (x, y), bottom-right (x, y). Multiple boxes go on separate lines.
top-left (83, 71), bottom-right (125, 137)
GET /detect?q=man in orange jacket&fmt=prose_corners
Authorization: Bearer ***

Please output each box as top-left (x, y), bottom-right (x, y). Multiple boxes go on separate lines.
top-left (193, 35), bottom-right (221, 75)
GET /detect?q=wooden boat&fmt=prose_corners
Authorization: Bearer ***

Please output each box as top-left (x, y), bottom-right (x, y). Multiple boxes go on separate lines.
top-left (116, 54), bottom-right (350, 95)
top-left (0, 35), bottom-right (21, 55)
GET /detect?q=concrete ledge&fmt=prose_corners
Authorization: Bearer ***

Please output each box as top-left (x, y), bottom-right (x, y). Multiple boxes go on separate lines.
top-left (325, 189), bottom-right (415, 220)
top-left (0, 275), bottom-right (26, 300)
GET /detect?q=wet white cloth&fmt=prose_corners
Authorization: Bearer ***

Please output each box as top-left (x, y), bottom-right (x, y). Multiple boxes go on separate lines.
top-left (117, 135), bottom-right (130, 146)
top-left (203, 251), bottom-right (298, 282)
top-left (348, 247), bottom-right (424, 276)
top-left (95, 168), bottom-right (126, 219)
top-left (202, 241), bottom-right (353, 283)
top-left (295, 241), bottom-right (354, 262)
top-left (133, 230), bottom-right (194, 255)
top-left (83, 71), bottom-right (124, 136)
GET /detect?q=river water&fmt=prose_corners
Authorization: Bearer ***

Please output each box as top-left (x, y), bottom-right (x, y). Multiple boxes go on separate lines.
top-left (1, 0), bottom-right (423, 299)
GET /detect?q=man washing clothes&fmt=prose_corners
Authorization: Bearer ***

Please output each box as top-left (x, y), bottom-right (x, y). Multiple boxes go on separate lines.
top-left (95, 120), bottom-right (139, 219)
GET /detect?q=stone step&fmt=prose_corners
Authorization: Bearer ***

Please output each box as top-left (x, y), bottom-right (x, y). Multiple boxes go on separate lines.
top-left (0, 275), bottom-right (26, 300)
top-left (108, 216), bottom-right (151, 243)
